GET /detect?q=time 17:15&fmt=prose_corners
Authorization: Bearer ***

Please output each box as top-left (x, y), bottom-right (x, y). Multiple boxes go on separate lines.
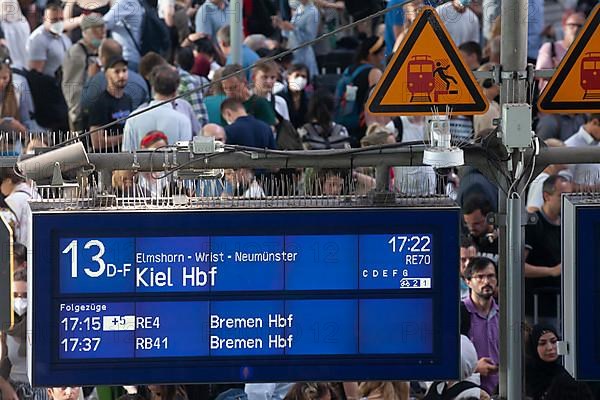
top-left (61, 316), bottom-right (102, 331)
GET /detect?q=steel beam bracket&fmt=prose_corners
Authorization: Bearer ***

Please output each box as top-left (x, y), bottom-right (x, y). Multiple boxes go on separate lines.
top-left (500, 69), bottom-right (528, 82)
top-left (488, 211), bottom-right (536, 227)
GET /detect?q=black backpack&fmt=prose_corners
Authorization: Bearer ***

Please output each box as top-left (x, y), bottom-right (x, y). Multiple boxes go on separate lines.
top-left (423, 381), bottom-right (481, 400)
top-left (13, 68), bottom-right (69, 132)
top-left (269, 96), bottom-right (303, 150)
top-left (124, 0), bottom-right (171, 57)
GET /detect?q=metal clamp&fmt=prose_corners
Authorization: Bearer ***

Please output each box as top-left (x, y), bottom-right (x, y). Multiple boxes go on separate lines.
top-left (500, 69), bottom-right (528, 81)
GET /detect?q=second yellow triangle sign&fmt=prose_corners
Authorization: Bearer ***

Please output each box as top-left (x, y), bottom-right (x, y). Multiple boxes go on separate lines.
top-left (367, 6), bottom-right (489, 116)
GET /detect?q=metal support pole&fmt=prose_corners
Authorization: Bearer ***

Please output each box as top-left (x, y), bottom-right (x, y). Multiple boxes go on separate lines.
top-left (506, 196), bottom-right (523, 399)
top-left (375, 164), bottom-right (390, 192)
top-left (230, 0), bottom-right (243, 65)
top-left (499, 0), bottom-right (529, 397)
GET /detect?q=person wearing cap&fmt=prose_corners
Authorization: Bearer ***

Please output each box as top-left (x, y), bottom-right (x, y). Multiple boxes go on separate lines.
top-left (87, 55), bottom-right (132, 152)
top-left (62, 14), bottom-right (106, 133)
top-left (26, 3), bottom-right (72, 78)
top-left (81, 38), bottom-right (149, 113)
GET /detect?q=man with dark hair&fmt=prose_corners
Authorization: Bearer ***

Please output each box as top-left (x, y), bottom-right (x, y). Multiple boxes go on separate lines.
top-left (87, 56), bottom-right (133, 152)
top-left (138, 52), bottom-right (168, 81)
top-left (81, 39), bottom-right (149, 111)
top-left (459, 235), bottom-right (477, 299)
top-left (462, 256), bottom-right (499, 396)
top-left (459, 41), bottom-right (482, 70)
top-left (123, 65), bottom-right (194, 151)
top-left (462, 194), bottom-right (498, 263)
top-left (221, 98), bottom-right (276, 149)
top-left (524, 174), bottom-right (572, 321)
top-left (220, 64), bottom-right (276, 126)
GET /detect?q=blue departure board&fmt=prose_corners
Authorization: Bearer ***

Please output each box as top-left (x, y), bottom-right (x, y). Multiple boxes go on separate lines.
top-left (30, 208), bottom-right (460, 386)
top-left (563, 198), bottom-right (600, 380)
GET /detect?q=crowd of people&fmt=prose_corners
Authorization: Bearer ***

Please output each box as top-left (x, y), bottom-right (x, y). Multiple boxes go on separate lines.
top-left (1, 0), bottom-right (600, 398)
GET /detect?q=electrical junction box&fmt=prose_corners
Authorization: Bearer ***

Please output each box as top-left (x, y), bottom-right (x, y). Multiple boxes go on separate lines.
top-left (192, 136), bottom-right (216, 154)
top-left (501, 103), bottom-right (532, 149)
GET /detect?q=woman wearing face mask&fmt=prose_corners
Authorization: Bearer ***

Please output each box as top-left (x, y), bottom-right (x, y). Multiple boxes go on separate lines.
top-left (280, 63), bottom-right (311, 129)
top-left (0, 269), bottom-right (47, 400)
top-left (525, 324), bottom-right (574, 400)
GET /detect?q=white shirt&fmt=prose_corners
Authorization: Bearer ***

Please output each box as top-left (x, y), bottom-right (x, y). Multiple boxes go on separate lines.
top-left (436, 2), bottom-right (480, 46)
top-left (564, 125), bottom-right (600, 185)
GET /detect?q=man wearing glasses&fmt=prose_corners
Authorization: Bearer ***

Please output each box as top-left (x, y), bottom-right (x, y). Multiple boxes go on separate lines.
top-left (461, 257), bottom-right (499, 397)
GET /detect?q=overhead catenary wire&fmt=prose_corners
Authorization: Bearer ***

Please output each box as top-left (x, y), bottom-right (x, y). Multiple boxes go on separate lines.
top-left (50, 0), bottom-right (415, 150)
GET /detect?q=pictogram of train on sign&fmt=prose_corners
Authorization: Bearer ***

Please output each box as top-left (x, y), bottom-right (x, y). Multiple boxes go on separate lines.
top-left (407, 55), bottom-right (459, 102)
top-left (581, 52), bottom-right (600, 100)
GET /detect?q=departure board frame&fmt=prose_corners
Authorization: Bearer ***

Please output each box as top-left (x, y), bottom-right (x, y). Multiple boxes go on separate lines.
top-left (29, 207), bottom-right (460, 386)
top-left (563, 196), bottom-right (600, 380)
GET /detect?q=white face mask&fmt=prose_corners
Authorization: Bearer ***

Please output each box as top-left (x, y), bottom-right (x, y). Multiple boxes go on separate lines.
top-left (289, 76), bottom-right (307, 91)
top-left (14, 298), bottom-right (27, 316)
top-left (49, 21), bottom-right (64, 35)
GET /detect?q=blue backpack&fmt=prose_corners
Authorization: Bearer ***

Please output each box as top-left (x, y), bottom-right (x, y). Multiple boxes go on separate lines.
top-left (334, 63), bottom-right (372, 132)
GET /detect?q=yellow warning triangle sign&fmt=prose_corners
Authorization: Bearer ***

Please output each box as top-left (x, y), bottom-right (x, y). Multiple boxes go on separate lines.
top-left (367, 6), bottom-right (489, 116)
top-left (538, 4), bottom-right (600, 113)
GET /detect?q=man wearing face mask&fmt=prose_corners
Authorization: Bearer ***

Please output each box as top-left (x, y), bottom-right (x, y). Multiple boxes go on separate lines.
top-left (435, 0), bottom-right (480, 47)
top-left (62, 14), bottom-right (106, 133)
top-left (26, 3), bottom-right (72, 78)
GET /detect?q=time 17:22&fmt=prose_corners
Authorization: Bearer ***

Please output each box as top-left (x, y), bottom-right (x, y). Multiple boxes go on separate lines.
top-left (388, 235), bottom-right (431, 253)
